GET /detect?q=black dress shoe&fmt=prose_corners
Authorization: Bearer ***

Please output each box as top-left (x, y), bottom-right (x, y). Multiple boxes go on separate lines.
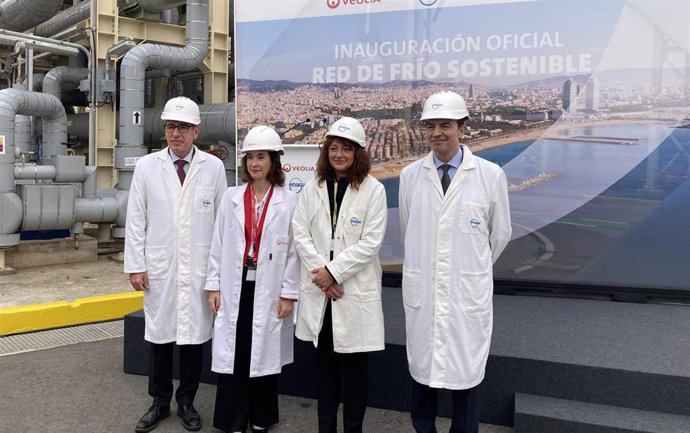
top-left (135, 405), bottom-right (170, 433)
top-left (177, 403), bottom-right (202, 431)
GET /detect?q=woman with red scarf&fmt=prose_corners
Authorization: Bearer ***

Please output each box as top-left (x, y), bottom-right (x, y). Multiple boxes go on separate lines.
top-left (205, 125), bottom-right (299, 433)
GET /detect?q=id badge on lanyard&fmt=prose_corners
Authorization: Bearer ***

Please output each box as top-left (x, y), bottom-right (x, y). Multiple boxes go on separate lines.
top-left (330, 181), bottom-right (338, 259)
top-left (245, 259), bottom-right (257, 282)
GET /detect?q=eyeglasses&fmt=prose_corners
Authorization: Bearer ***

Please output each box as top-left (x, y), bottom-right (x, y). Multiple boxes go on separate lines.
top-left (165, 123), bottom-right (193, 133)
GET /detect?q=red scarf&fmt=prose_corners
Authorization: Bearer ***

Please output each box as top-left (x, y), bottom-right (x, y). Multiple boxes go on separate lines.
top-left (243, 183), bottom-right (274, 266)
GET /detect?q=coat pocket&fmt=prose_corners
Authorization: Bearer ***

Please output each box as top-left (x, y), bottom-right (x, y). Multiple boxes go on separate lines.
top-left (270, 236), bottom-right (290, 264)
top-left (194, 187), bottom-right (215, 213)
top-left (458, 270), bottom-right (492, 313)
top-left (341, 208), bottom-right (366, 242)
top-left (268, 299), bottom-right (283, 334)
top-left (145, 246), bottom-right (168, 279)
top-left (402, 268), bottom-right (422, 309)
top-left (457, 202), bottom-right (489, 235)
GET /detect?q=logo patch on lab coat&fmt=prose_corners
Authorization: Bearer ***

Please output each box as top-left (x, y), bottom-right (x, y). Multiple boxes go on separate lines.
top-left (470, 218), bottom-right (481, 228)
top-left (350, 217), bottom-right (362, 226)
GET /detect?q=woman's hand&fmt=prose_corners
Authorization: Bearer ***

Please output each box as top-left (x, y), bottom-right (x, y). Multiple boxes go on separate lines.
top-left (311, 267), bottom-right (335, 290)
top-left (208, 291), bottom-right (221, 314)
top-left (323, 283), bottom-right (344, 300)
top-left (277, 298), bottom-right (294, 318)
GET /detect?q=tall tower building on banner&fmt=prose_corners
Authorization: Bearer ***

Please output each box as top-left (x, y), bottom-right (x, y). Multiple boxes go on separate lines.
top-left (562, 79), bottom-right (578, 112)
top-left (468, 84), bottom-right (474, 99)
top-left (585, 78), bottom-right (600, 112)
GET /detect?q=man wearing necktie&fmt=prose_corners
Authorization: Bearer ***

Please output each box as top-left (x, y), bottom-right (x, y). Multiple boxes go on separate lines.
top-left (399, 91), bottom-right (512, 433)
top-left (125, 96), bottom-right (227, 433)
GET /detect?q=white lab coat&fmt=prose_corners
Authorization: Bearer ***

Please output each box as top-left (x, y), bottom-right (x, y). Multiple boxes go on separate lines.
top-left (398, 147), bottom-right (512, 390)
top-left (293, 175), bottom-right (387, 353)
top-left (204, 184), bottom-right (300, 377)
top-left (124, 146), bottom-right (227, 345)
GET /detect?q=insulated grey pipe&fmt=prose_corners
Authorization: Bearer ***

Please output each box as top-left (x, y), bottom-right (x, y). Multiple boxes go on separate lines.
top-left (0, 0), bottom-right (63, 33)
top-left (13, 83), bottom-right (31, 154)
top-left (117, 0), bottom-right (209, 190)
top-left (75, 196), bottom-right (118, 222)
top-left (14, 165), bottom-right (57, 180)
top-left (112, 190), bottom-right (128, 236)
top-left (82, 165), bottom-right (97, 199)
top-left (34, 1), bottom-right (91, 38)
top-left (161, 8), bottom-right (179, 24)
top-left (67, 113), bottom-right (89, 139)
top-left (145, 103), bottom-right (236, 144)
top-left (69, 103), bottom-right (235, 145)
top-left (0, 88), bottom-right (67, 248)
top-left (137, 0), bottom-right (185, 12)
top-left (43, 66), bottom-right (89, 101)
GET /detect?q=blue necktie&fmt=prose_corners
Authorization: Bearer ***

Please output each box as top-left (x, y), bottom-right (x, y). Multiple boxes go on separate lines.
top-left (440, 164), bottom-right (451, 194)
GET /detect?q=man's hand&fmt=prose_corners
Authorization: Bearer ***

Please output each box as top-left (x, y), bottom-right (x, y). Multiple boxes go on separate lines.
top-left (208, 291), bottom-right (220, 314)
top-left (277, 299), bottom-right (294, 318)
top-left (129, 272), bottom-right (149, 291)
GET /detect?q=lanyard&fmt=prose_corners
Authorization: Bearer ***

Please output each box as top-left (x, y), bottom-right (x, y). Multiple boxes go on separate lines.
top-left (243, 183), bottom-right (274, 266)
top-left (331, 181), bottom-right (339, 236)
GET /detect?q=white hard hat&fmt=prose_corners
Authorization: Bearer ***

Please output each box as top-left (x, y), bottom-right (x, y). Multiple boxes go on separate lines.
top-left (420, 91), bottom-right (470, 121)
top-left (241, 125), bottom-right (284, 155)
top-left (326, 116), bottom-right (366, 148)
top-left (161, 96), bottom-right (201, 125)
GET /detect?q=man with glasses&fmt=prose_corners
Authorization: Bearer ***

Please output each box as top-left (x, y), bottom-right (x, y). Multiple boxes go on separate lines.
top-left (125, 96), bottom-right (227, 432)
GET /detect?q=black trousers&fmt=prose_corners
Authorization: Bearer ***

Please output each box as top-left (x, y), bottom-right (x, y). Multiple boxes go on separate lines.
top-left (410, 378), bottom-right (479, 433)
top-left (214, 372), bottom-right (279, 433)
top-left (317, 301), bottom-right (370, 433)
top-left (148, 341), bottom-right (203, 408)
top-left (213, 270), bottom-right (280, 433)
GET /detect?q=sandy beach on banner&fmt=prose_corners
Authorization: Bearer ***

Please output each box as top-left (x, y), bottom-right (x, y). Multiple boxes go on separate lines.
top-left (370, 124), bottom-right (550, 180)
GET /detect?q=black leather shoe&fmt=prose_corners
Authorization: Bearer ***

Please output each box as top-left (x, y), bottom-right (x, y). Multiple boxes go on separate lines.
top-left (135, 405), bottom-right (170, 433)
top-left (177, 403), bottom-right (202, 431)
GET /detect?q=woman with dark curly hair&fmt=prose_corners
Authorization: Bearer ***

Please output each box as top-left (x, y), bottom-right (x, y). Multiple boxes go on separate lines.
top-left (292, 117), bottom-right (388, 433)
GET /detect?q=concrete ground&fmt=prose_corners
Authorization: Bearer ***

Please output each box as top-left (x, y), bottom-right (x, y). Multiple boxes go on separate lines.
top-left (0, 335), bottom-right (511, 433)
top-left (0, 257), bottom-right (512, 433)
top-left (0, 254), bottom-right (130, 308)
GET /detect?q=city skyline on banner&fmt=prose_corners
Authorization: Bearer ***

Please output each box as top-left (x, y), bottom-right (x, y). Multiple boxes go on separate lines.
top-left (233, 0), bottom-right (690, 292)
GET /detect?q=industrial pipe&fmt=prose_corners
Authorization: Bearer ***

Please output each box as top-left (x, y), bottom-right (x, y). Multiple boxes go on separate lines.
top-left (34, 1), bottom-right (91, 38)
top-left (116, 0), bottom-right (209, 191)
top-left (0, 0), bottom-right (63, 33)
top-left (0, 88), bottom-right (67, 248)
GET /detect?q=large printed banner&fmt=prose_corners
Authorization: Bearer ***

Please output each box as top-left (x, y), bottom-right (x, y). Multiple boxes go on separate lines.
top-left (235, 0), bottom-right (690, 292)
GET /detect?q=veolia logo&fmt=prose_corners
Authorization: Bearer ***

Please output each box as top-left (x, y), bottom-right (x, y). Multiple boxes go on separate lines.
top-left (328, 0), bottom-right (381, 8)
top-left (338, 124), bottom-right (351, 132)
top-left (175, 105), bottom-right (185, 111)
top-left (202, 199), bottom-right (212, 208)
top-left (283, 164), bottom-right (316, 173)
top-left (419, 0), bottom-right (439, 6)
top-left (431, 103), bottom-right (443, 110)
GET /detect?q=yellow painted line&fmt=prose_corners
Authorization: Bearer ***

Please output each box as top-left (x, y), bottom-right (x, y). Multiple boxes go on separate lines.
top-left (0, 292), bottom-right (143, 336)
